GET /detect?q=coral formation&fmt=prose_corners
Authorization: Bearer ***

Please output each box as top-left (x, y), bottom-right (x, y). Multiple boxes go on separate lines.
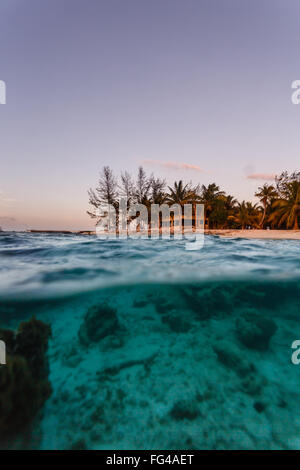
top-left (236, 311), bottom-right (277, 351)
top-left (253, 401), bottom-right (267, 413)
top-left (161, 312), bottom-right (192, 333)
top-left (0, 281), bottom-right (298, 450)
top-left (78, 303), bottom-right (121, 346)
top-left (181, 283), bottom-right (232, 319)
top-left (170, 399), bottom-right (199, 421)
top-left (213, 341), bottom-right (256, 378)
top-left (15, 317), bottom-right (51, 379)
top-left (0, 317), bottom-right (51, 437)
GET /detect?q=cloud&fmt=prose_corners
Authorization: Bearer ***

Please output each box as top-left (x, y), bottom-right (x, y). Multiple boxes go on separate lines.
top-left (246, 173), bottom-right (276, 181)
top-left (143, 160), bottom-right (203, 172)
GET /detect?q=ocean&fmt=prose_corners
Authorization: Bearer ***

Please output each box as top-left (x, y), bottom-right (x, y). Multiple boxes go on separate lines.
top-left (1, 232), bottom-right (300, 449)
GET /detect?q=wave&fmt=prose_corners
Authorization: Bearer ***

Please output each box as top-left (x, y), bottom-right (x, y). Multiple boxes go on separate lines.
top-left (1, 232), bottom-right (300, 300)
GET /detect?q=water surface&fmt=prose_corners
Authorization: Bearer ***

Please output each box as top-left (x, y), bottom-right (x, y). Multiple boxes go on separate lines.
top-left (0, 232), bottom-right (300, 449)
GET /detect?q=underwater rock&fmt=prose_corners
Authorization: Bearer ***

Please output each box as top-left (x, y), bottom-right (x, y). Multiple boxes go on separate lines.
top-left (181, 283), bottom-right (232, 320)
top-left (253, 401), bottom-right (267, 413)
top-left (78, 303), bottom-right (121, 346)
top-left (154, 299), bottom-right (173, 314)
top-left (61, 344), bottom-right (83, 368)
top-left (133, 299), bottom-right (148, 308)
top-left (240, 373), bottom-right (267, 396)
top-left (14, 317), bottom-right (51, 379)
top-left (100, 334), bottom-right (125, 351)
top-left (236, 312), bottom-right (277, 351)
top-left (213, 341), bottom-right (268, 397)
top-left (70, 438), bottom-right (87, 450)
top-left (0, 317), bottom-right (52, 437)
top-left (169, 399), bottom-right (199, 421)
top-left (0, 328), bottom-right (15, 354)
top-left (161, 312), bottom-right (192, 333)
top-left (214, 341), bottom-right (256, 378)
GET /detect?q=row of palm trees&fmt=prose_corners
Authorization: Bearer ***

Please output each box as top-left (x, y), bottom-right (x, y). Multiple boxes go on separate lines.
top-left (88, 167), bottom-right (300, 230)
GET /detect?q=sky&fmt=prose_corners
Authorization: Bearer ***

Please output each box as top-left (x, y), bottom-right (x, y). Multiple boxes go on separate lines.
top-left (0, 0), bottom-right (300, 230)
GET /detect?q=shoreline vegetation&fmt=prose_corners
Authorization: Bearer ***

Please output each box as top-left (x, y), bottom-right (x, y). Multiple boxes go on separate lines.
top-left (87, 167), bottom-right (300, 232)
top-left (7, 168), bottom-right (300, 238)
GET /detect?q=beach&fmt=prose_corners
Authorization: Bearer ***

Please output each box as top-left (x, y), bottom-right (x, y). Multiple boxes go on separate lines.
top-left (205, 230), bottom-right (300, 240)
top-left (27, 229), bottom-right (300, 240)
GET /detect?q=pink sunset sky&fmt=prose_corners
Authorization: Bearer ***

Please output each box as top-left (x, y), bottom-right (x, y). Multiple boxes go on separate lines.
top-left (1, 0), bottom-right (300, 230)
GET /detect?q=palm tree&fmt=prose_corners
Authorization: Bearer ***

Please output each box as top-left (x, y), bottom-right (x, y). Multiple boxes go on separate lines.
top-left (166, 180), bottom-right (199, 230)
top-left (166, 180), bottom-right (197, 205)
top-left (229, 201), bottom-right (260, 229)
top-left (269, 180), bottom-right (300, 229)
top-left (255, 184), bottom-right (277, 228)
top-left (200, 183), bottom-right (225, 228)
top-left (224, 194), bottom-right (238, 210)
top-left (209, 194), bottom-right (237, 228)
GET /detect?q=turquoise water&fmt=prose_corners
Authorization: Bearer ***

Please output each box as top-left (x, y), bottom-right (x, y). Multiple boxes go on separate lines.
top-left (1, 232), bottom-right (300, 449)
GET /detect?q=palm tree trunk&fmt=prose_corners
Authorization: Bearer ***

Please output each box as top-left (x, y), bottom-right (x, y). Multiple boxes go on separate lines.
top-left (260, 204), bottom-right (266, 228)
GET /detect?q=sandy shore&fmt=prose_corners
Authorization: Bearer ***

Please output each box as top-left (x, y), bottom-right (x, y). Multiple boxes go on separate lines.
top-left (26, 229), bottom-right (300, 240)
top-left (205, 229), bottom-right (300, 240)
